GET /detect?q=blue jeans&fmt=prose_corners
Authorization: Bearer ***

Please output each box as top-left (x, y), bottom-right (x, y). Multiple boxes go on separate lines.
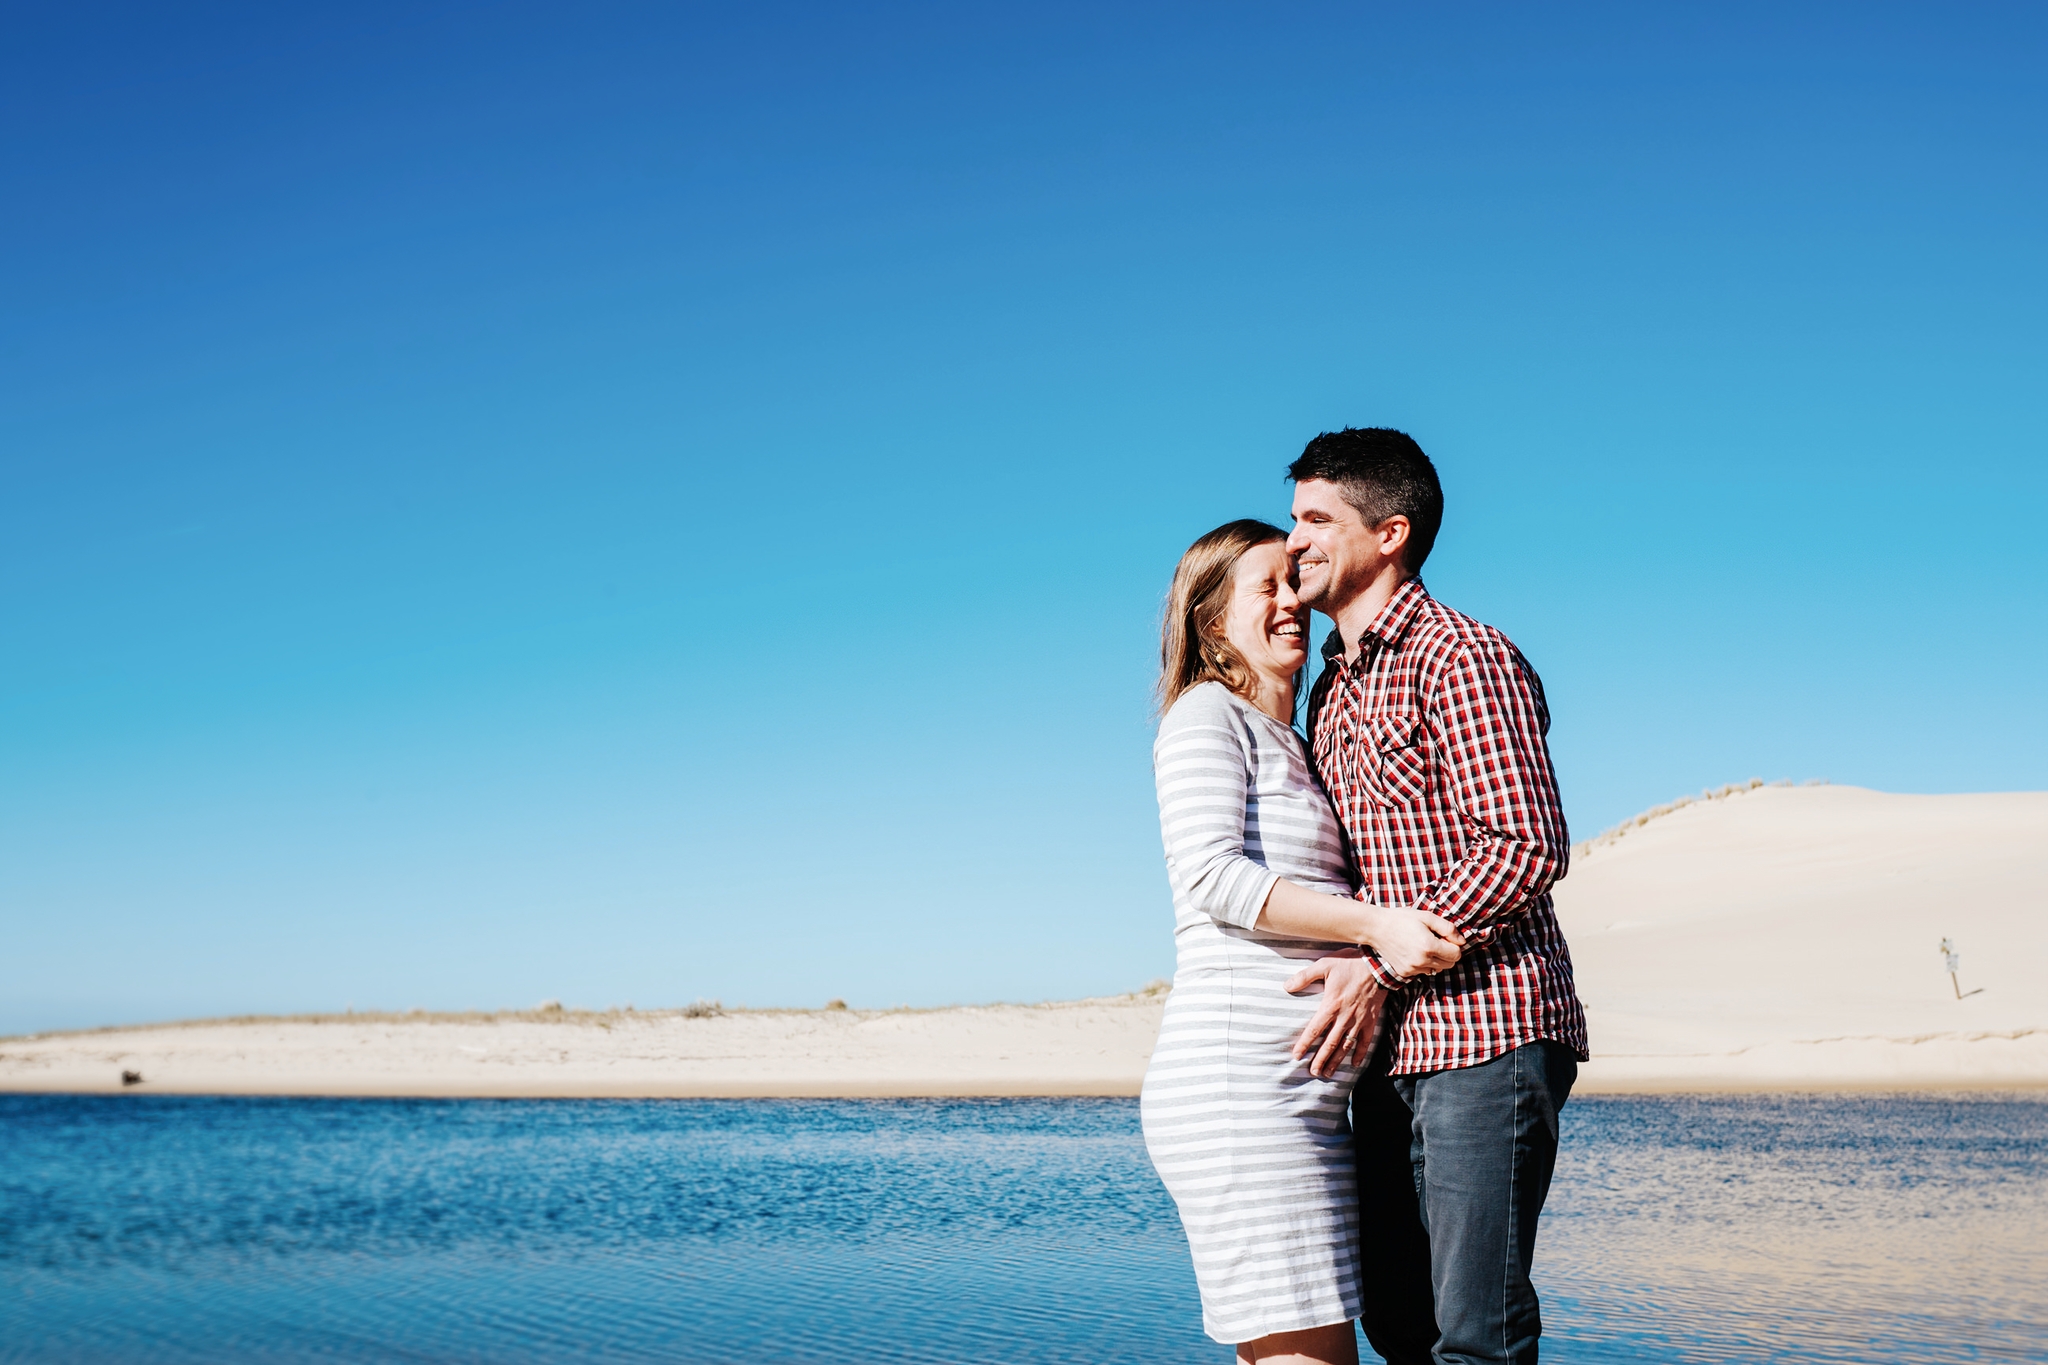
top-left (1353, 1040), bottom-right (1578, 1365)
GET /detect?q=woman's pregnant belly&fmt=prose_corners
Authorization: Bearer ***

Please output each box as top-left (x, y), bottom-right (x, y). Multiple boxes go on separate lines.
top-left (1142, 923), bottom-right (1364, 1124)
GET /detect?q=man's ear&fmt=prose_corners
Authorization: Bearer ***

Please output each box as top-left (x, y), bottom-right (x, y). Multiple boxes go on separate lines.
top-left (1377, 515), bottom-right (1413, 564)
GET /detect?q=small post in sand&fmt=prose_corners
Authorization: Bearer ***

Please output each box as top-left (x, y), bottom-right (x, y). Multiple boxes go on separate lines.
top-left (1939, 938), bottom-right (1983, 999)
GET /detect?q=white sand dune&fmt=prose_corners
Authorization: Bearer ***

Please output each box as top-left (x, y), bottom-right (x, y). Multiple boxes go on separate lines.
top-left (4, 785), bottom-right (2042, 1097)
top-left (1554, 783), bottom-right (2048, 1091)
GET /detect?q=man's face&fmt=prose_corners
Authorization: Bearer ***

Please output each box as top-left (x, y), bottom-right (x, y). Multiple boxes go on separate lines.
top-left (1287, 478), bottom-right (1383, 613)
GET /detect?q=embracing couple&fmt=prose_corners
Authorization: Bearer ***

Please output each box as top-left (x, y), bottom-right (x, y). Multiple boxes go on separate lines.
top-left (1141, 428), bottom-right (1589, 1365)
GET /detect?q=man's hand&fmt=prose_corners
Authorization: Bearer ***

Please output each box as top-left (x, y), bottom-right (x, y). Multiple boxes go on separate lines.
top-left (1285, 952), bottom-right (1388, 1080)
top-left (1370, 906), bottom-right (1466, 980)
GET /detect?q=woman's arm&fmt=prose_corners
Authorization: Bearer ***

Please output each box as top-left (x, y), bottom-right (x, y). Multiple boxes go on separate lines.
top-left (1156, 692), bottom-right (1284, 929)
top-left (1255, 879), bottom-right (1465, 979)
top-left (1157, 689), bottom-right (1466, 973)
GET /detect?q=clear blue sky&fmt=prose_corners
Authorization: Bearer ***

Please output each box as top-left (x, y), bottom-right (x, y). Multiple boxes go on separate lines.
top-left (4, 3), bottom-right (2043, 1034)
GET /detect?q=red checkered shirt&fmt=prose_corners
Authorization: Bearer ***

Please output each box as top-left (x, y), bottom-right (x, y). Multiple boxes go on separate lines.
top-left (1306, 577), bottom-right (1589, 1075)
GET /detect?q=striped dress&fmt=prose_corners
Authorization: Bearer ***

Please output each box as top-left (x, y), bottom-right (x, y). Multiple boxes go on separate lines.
top-left (1141, 681), bottom-right (1367, 1344)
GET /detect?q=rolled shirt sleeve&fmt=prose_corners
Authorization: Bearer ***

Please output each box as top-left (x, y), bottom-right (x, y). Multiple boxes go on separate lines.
top-left (1409, 637), bottom-right (1570, 948)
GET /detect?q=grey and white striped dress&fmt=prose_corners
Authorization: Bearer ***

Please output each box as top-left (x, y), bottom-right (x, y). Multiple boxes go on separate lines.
top-left (1141, 681), bottom-right (1366, 1344)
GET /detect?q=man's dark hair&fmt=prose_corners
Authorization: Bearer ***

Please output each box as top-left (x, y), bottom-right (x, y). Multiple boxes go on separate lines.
top-left (1286, 427), bottom-right (1444, 573)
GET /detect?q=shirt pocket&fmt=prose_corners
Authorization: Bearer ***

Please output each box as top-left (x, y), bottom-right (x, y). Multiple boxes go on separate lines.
top-left (1367, 710), bottom-right (1433, 807)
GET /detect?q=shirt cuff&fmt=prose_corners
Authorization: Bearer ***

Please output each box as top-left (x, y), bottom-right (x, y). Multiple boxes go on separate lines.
top-left (1361, 952), bottom-right (1408, 991)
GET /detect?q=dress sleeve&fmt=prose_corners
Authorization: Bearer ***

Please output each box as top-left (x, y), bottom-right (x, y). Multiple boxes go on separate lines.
top-left (1154, 686), bottom-right (1282, 931)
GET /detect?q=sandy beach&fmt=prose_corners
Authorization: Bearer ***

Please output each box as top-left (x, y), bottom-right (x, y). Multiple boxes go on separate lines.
top-left (4, 785), bottom-right (2042, 1097)
top-left (0, 995), bottom-right (1168, 1099)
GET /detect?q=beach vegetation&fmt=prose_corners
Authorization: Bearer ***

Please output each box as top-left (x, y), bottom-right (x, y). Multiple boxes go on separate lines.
top-left (1572, 777), bottom-right (1827, 861)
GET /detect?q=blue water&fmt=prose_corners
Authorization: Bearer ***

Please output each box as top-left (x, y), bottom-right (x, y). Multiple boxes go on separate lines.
top-left (2, 1094), bottom-right (2042, 1363)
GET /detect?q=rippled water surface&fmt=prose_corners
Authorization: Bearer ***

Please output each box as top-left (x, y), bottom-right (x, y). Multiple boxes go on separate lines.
top-left (2, 1094), bottom-right (2042, 1363)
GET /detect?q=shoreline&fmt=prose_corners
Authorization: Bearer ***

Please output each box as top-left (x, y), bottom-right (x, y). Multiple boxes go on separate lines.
top-left (4, 996), bottom-right (2043, 1099)
top-left (8, 787), bottom-right (2042, 1101)
top-left (0, 995), bottom-right (1166, 1100)
top-left (7, 1079), bottom-right (2046, 1099)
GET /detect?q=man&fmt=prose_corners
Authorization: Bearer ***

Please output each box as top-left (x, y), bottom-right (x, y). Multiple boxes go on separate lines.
top-left (1281, 428), bottom-right (1588, 1365)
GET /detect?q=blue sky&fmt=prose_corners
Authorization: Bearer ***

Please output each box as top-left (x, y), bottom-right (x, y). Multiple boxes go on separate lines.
top-left (3, 3), bottom-right (2043, 1034)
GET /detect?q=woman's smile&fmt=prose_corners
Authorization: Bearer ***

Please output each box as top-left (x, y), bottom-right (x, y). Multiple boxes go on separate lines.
top-left (1222, 541), bottom-right (1311, 706)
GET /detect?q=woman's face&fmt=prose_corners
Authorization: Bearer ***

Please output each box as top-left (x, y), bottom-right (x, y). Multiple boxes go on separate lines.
top-left (1219, 541), bottom-right (1308, 684)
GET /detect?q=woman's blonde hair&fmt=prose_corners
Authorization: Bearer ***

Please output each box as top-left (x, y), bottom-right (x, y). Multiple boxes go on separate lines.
top-left (1158, 518), bottom-right (1292, 715)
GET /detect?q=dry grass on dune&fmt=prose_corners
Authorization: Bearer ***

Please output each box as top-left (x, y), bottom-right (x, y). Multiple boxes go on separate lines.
top-left (3, 983), bottom-right (1178, 1046)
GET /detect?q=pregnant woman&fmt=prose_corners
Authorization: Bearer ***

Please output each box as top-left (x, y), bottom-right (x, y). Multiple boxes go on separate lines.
top-left (1142, 519), bottom-right (1464, 1364)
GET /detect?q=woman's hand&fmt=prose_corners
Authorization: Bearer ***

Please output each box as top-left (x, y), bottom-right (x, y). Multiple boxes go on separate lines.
top-left (1252, 881), bottom-right (1465, 980)
top-left (1364, 905), bottom-right (1465, 980)
top-left (1285, 952), bottom-right (1387, 1079)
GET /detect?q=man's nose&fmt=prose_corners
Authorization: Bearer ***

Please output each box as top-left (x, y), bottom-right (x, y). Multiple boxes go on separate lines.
top-left (1284, 526), bottom-right (1310, 553)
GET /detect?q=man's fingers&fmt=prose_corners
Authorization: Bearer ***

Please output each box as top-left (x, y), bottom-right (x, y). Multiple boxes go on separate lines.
top-left (1292, 996), bottom-right (1339, 1059)
top-left (1284, 964), bottom-right (1327, 995)
top-left (1327, 1013), bottom-right (1369, 1076)
top-left (1310, 1022), bottom-right (1349, 1078)
top-left (1290, 956), bottom-right (1382, 1073)
top-left (1349, 989), bottom-right (1388, 1067)
top-left (1308, 1002), bottom-right (1371, 1077)
top-left (1304, 1000), bottom-right (1343, 1072)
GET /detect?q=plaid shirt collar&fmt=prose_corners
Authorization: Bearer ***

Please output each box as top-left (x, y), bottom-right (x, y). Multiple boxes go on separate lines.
top-left (1321, 575), bottom-right (1429, 667)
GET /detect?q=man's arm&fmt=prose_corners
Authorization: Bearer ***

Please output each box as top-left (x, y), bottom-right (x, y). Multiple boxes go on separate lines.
top-left (1411, 636), bottom-right (1570, 947)
top-left (1303, 650), bottom-right (1442, 995)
